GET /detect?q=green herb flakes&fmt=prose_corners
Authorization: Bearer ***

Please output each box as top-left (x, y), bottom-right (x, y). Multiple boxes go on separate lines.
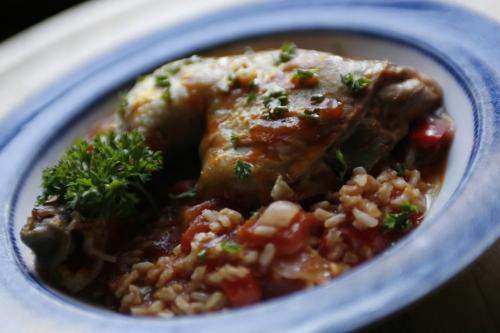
top-left (395, 163), bottom-right (406, 177)
top-left (293, 68), bottom-right (319, 80)
top-left (310, 94), bottom-right (325, 104)
top-left (169, 188), bottom-right (197, 200)
top-left (155, 75), bottom-right (171, 88)
top-left (155, 75), bottom-right (172, 104)
top-left (278, 41), bottom-right (297, 63)
top-left (230, 132), bottom-right (241, 144)
top-left (332, 149), bottom-right (348, 181)
top-left (341, 73), bottom-right (371, 94)
top-left (220, 241), bottom-right (241, 254)
top-left (197, 249), bottom-right (207, 261)
top-left (300, 108), bottom-right (321, 120)
top-left (262, 87), bottom-right (289, 119)
top-left (234, 160), bottom-right (252, 179)
top-left (383, 202), bottom-right (419, 232)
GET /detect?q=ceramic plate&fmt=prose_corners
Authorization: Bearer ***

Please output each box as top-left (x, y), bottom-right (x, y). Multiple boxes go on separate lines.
top-left (1, 1), bottom-right (499, 332)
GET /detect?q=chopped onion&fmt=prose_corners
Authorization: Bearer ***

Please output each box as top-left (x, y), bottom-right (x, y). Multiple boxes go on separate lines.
top-left (257, 201), bottom-right (301, 228)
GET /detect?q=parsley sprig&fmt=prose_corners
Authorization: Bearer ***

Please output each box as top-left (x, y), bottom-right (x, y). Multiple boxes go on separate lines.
top-left (38, 131), bottom-right (162, 219)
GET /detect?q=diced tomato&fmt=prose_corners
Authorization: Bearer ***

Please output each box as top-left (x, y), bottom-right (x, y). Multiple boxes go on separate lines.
top-left (180, 199), bottom-right (222, 253)
top-left (340, 225), bottom-right (390, 256)
top-left (319, 105), bottom-right (343, 122)
top-left (222, 273), bottom-right (262, 307)
top-left (410, 117), bottom-right (454, 153)
top-left (182, 199), bottom-right (220, 224)
top-left (180, 216), bottom-right (210, 254)
top-left (238, 211), bottom-right (318, 256)
top-left (291, 75), bottom-right (319, 89)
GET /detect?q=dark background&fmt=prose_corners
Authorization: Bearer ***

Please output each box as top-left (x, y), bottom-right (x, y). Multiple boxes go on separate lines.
top-left (0, 0), bottom-right (86, 41)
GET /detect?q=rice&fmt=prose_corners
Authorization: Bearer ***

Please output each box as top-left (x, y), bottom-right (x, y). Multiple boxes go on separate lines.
top-left (259, 243), bottom-right (276, 267)
top-left (108, 166), bottom-right (430, 317)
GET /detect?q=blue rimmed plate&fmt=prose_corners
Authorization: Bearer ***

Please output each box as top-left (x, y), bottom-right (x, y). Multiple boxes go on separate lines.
top-left (1, 1), bottom-right (499, 332)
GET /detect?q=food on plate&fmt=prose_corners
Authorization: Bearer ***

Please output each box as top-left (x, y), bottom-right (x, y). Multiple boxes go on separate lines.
top-left (21, 42), bottom-right (454, 316)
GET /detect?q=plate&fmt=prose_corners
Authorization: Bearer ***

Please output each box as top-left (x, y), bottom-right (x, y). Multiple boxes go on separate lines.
top-left (1, 1), bottom-right (500, 332)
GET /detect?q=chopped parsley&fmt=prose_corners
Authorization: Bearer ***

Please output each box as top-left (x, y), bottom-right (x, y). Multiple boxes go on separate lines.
top-left (197, 249), bottom-right (207, 261)
top-left (263, 106), bottom-right (289, 119)
top-left (382, 202), bottom-right (419, 232)
top-left (247, 90), bottom-right (257, 104)
top-left (38, 130), bottom-right (162, 219)
top-left (234, 160), bottom-right (252, 179)
top-left (246, 79), bottom-right (259, 104)
top-left (310, 93), bottom-right (325, 104)
top-left (395, 163), bottom-right (406, 177)
top-left (230, 132), bottom-right (241, 144)
top-left (277, 41), bottom-right (297, 63)
top-left (155, 75), bottom-right (170, 88)
top-left (300, 107), bottom-right (321, 121)
top-left (220, 241), bottom-right (241, 254)
top-left (293, 68), bottom-right (319, 80)
top-left (169, 188), bottom-right (197, 200)
top-left (331, 149), bottom-right (348, 181)
top-left (262, 87), bottom-right (289, 119)
top-left (341, 73), bottom-right (371, 94)
top-left (155, 75), bottom-right (172, 104)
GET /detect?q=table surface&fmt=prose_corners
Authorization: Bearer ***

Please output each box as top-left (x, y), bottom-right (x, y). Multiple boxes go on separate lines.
top-left (0, 1), bottom-right (498, 332)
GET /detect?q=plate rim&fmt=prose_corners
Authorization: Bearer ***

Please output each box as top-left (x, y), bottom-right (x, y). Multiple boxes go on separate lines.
top-left (1, 1), bottom-right (500, 332)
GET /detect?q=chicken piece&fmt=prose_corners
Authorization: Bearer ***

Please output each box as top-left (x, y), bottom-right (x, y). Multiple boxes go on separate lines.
top-left (119, 49), bottom-right (441, 206)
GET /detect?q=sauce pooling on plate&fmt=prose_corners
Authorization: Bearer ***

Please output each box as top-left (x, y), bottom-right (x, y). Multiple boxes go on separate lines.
top-left (21, 42), bottom-right (453, 315)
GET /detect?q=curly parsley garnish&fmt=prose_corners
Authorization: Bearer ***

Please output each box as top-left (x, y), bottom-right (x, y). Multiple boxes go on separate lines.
top-left (341, 73), bottom-right (371, 94)
top-left (262, 87), bottom-right (289, 119)
top-left (383, 202), bottom-right (419, 232)
top-left (277, 41), bottom-right (297, 63)
top-left (234, 160), bottom-right (252, 179)
top-left (38, 130), bottom-right (162, 219)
